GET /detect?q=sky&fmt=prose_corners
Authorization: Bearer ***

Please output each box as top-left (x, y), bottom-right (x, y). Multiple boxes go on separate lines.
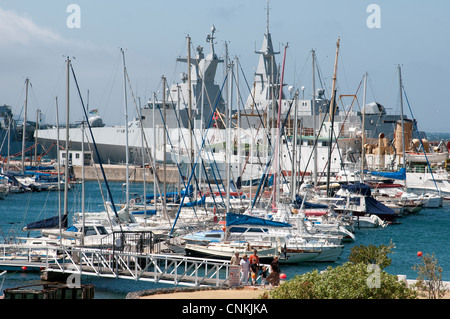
top-left (0, 0), bottom-right (449, 132)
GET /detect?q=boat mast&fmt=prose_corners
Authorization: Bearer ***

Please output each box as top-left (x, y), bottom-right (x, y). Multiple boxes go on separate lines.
top-left (55, 96), bottom-right (62, 245)
top-left (361, 72), bottom-right (367, 182)
top-left (64, 57), bottom-right (70, 222)
top-left (226, 54), bottom-right (232, 215)
top-left (311, 49), bottom-right (317, 189)
top-left (81, 120), bottom-right (85, 246)
top-left (187, 36), bottom-right (193, 180)
top-left (326, 37), bottom-right (340, 198)
top-left (398, 65), bottom-right (407, 190)
top-left (34, 109), bottom-right (40, 166)
top-left (6, 111), bottom-right (10, 170)
top-left (162, 75), bottom-right (167, 217)
top-left (291, 89), bottom-right (299, 201)
top-left (21, 77), bottom-right (29, 174)
top-left (272, 43), bottom-right (288, 212)
top-left (121, 48), bottom-right (130, 214)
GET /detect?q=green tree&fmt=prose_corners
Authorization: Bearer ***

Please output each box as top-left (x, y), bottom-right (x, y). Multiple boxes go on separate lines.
top-left (348, 240), bottom-right (395, 270)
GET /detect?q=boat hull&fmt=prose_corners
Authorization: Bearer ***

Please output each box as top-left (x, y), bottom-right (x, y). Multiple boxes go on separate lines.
top-left (184, 243), bottom-right (278, 263)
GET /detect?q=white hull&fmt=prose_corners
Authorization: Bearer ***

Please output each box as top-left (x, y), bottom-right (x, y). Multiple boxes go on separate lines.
top-left (278, 250), bottom-right (321, 264)
top-left (184, 242), bottom-right (278, 262)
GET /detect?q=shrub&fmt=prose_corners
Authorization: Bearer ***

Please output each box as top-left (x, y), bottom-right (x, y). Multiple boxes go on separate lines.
top-left (262, 262), bottom-right (417, 299)
top-left (412, 253), bottom-right (447, 299)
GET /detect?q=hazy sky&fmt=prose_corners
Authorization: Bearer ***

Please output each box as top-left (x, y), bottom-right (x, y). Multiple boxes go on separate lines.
top-left (0, 0), bottom-right (449, 132)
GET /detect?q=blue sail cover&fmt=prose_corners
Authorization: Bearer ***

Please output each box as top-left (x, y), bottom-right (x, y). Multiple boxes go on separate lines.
top-left (365, 197), bottom-right (396, 218)
top-left (366, 168), bottom-right (406, 180)
top-left (145, 185), bottom-right (194, 200)
top-left (226, 212), bottom-right (292, 228)
top-left (24, 214), bottom-right (68, 230)
top-left (181, 195), bottom-right (206, 207)
top-left (294, 195), bottom-right (329, 209)
top-left (341, 182), bottom-right (372, 196)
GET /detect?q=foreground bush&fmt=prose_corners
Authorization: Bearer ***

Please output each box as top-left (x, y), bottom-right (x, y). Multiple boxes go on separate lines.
top-left (262, 262), bottom-right (417, 299)
top-left (412, 252), bottom-right (447, 299)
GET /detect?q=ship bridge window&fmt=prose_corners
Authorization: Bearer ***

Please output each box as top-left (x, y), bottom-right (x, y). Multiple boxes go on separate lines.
top-left (97, 226), bottom-right (108, 235)
top-left (205, 234), bottom-right (222, 238)
top-left (84, 226), bottom-right (97, 236)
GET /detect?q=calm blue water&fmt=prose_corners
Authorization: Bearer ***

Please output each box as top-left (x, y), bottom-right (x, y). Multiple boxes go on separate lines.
top-left (1, 180), bottom-right (449, 299)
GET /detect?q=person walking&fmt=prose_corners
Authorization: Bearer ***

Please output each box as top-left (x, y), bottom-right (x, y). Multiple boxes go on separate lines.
top-left (259, 266), bottom-right (268, 287)
top-left (266, 256), bottom-right (281, 287)
top-left (230, 252), bottom-right (240, 266)
top-left (240, 254), bottom-right (250, 285)
top-left (248, 249), bottom-right (260, 285)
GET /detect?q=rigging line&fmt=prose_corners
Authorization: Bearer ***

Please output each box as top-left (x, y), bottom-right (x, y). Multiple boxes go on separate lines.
top-left (155, 101), bottom-right (204, 218)
top-left (156, 92), bottom-right (202, 201)
top-left (124, 67), bottom-right (167, 192)
top-left (366, 73), bottom-right (379, 104)
top-left (237, 58), bottom-right (274, 151)
top-left (337, 47), bottom-right (351, 95)
top-left (402, 86), bottom-right (440, 193)
top-left (15, 80), bottom-right (27, 121)
top-left (70, 63), bottom-right (122, 224)
top-left (277, 92), bottom-right (299, 194)
top-left (123, 80), bottom-right (167, 214)
top-left (298, 111), bottom-right (329, 186)
top-left (99, 52), bottom-right (122, 117)
top-left (293, 54), bottom-right (311, 90)
top-left (161, 73), bottom-right (229, 204)
top-left (385, 69), bottom-right (399, 114)
top-left (169, 74), bottom-right (228, 237)
top-left (162, 76), bottom-right (229, 206)
top-left (162, 84), bottom-right (229, 208)
top-left (43, 63), bottom-right (66, 120)
top-left (314, 54), bottom-right (328, 99)
top-left (250, 96), bottom-right (295, 209)
top-left (317, 87), bottom-right (362, 183)
top-left (80, 123), bottom-right (112, 224)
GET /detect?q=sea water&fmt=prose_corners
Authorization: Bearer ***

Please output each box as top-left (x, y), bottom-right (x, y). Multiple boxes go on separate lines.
top-left (1, 180), bottom-right (449, 299)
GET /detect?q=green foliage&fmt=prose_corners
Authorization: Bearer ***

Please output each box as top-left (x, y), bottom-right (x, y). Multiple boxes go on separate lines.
top-left (262, 262), bottom-right (417, 299)
top-left (412, 253), bottom-right (447, 299)
top-left (348, 240), bottom-right (395, 270)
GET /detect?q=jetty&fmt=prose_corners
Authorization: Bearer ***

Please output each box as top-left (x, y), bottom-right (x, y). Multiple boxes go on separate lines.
top-left (0, 244), bottom-right (236, 288)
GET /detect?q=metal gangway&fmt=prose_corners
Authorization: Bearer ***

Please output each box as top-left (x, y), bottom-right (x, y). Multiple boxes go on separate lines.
top-left (0, 244), bottom-right (236, 288)
top-left (46, 247), bottom-right (235, 287)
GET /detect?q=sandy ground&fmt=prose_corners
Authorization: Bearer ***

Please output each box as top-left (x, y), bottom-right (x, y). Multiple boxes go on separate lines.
top-left (139, 286), bottom-right (450, 299)
top-left (140, 286), bottom-right (267, 299)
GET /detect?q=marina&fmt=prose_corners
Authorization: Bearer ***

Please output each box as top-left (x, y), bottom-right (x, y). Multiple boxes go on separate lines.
top-left (0, 1), bottom-right (449, 300)
top-left (1, 180), bottom-right (450, 299)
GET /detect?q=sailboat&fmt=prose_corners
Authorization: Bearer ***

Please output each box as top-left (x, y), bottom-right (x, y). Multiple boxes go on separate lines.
top-left (364, 66), bottom-right (445, 205)
top-left (182, 212), bottom-right (322, 264)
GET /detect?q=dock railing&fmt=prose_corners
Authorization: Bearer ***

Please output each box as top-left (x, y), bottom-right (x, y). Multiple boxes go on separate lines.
top-left (0, 244), bottom-right (234, 287)
top-left (48, 247), bottom-right (233, 287)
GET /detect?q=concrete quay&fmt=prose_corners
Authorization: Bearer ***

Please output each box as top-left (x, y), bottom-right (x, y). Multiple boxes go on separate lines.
top-left (72, 164), bottom-right (180, 183)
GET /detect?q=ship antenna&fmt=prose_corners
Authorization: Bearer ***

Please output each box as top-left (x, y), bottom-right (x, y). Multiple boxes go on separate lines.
top-left (206, 25), bottom-right (216, 56)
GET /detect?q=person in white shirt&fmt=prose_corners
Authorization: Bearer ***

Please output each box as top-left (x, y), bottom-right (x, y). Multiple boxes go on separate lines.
top-left (240, 254), bottom-right (250, 285)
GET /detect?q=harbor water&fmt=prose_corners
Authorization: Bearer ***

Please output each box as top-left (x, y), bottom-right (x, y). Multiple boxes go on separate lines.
top-left (1, 180), bottom-right (449, 299)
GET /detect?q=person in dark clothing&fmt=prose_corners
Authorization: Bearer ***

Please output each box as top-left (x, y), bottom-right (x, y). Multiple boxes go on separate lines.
top-left (259, 266), bottom-right (269, 287)
top-left (248, 249), bottom-right (260, 285)
top-left (266, 256), bottom-right (281, 286)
